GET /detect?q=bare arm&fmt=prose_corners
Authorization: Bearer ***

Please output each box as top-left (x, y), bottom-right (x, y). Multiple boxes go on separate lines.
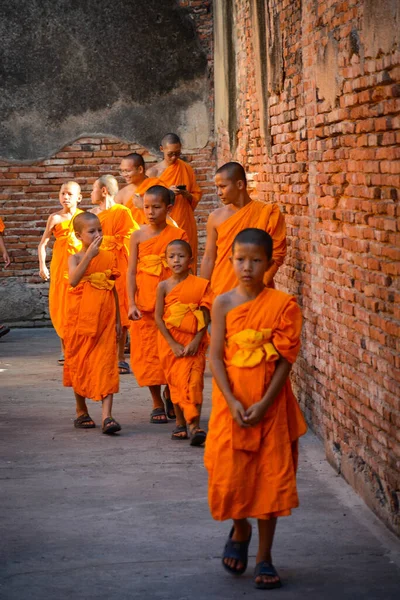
top-left (209, 297), bottom-right (248, 427)
top-left (0, 233), bottom-right (10, 268)
top-left (127, 230), bottom-right (142, 319)
top-left (113, 287), bottom-right (122, 340)
top-left (38, 214), bottom-right (58, 280)
top-left (200, 212), bottom-right (218, 280)
top-left (68, 235), bottom-right (102, 287)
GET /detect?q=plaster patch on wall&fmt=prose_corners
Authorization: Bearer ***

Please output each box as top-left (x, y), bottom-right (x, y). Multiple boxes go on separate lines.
top-left (316, 35), bottom-right (341, 109)
top-left (363, 0), bottom-right (400, 58)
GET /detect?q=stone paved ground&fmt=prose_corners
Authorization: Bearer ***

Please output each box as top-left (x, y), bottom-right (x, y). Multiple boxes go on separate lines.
top-left (1, 329), bottom-right (399, 599)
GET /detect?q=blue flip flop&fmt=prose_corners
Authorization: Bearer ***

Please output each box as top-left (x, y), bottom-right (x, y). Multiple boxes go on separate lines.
top-left (254, 561), bottom-right (282, 589)
top-left (222, 525), bottom-right (252, 576)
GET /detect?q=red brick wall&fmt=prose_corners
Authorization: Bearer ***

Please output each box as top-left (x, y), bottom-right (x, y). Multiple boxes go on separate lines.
top-left (217, 0), bottom-right (399, 533)
top-left (0, 0), bottom-right (217, 325)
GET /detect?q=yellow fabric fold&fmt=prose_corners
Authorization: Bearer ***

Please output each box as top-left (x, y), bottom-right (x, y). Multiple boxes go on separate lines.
top-left (164, 301), bottom-right (205, 331)
top-left (101, 232), bottom-right (134, 252)
top-left (138, 254), bottom-right (168, 276)
top-left (81, 270), bottom-right (116, 291)
top-left (229, 328), bottom-right (279, 368)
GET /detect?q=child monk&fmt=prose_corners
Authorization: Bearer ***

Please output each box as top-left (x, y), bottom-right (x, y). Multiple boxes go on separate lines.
top-left (204, 228), bottom-right (307, 590)
top-left (155, 239), bottom-right (213, 445)
top-left (38, 182), bottom-right (83, 364)
top-left (147, 133), bottom-right (201, 269)
top-left (90, 175), bottom-right (138, 375)
top-left (63, 212), bottom-right (121, 434)
top-left (127, 185), bottom-right (188, 423)
top-left (0, 217), bottom-right (11, 338)
top-left (200, 162), bottom-right (286, 294)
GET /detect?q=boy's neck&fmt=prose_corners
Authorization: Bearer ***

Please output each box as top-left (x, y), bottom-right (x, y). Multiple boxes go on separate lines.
top-left (237, 281), bottom-right (265, 300)
top-left (99, 196), bottom-right (115, 211)
top-left (60, 205), bottom-right (78, 217)
top-left (148, 221), bottom-right (168, 234)
top-left (170, 270), bottom-right (190, 284)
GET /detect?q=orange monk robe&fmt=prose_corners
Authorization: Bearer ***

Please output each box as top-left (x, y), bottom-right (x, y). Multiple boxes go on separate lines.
top-left (130, 224), bottom-right (188, 386)
top-left (157, 275), bottom-right (213, 423)
top-left (98, 204), bottom-right (138, 329)
top-left (63, 249), bottom-right (120, 400)
top-left (0, 217), bottom-right (4, 233)
top-left (49, 210), bottom-right (83, 339)
top-left (158, 159), bottom-right (201, 269)
top-left (125, 177), bottom-right (179, 228)
top-left (210, 200), bottom-right (286, 296)
top-left (204, 287), bottom-right (307, 521)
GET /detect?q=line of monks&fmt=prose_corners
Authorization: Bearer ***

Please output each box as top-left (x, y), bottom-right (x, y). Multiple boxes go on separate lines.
top-left (36, 133), bottom-right (306, 589)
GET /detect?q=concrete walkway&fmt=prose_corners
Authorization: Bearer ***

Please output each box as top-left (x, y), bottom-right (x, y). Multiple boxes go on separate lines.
top-left (1, 329), bottom-right (399, 600)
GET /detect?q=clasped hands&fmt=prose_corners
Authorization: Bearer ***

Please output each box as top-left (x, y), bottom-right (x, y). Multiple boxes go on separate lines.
top-left (228, 398), bottom-right (269, 427)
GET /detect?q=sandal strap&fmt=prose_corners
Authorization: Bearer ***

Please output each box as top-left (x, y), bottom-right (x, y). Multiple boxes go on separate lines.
top-left (254, 561), bottom-right (279, 578)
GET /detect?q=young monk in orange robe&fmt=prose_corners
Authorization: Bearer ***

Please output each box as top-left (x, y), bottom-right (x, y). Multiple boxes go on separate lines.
top-left (155, 239), bottom-right (213, 445)
top-left (63, 212), bottom-right (121, 434)
top-left (90, 175), bottom-right (138, 375)
top-left (38, 182), bottom-right (83, 363)
top-left (127, 185), bottom-right (188, 423)
top-left (0, 217), bottom-right (11, 338)
top-left (147, 133), bottom-right (201, 269)
top-left (205, 228), bottom-right (307, 590)
top-left (200, 162), bottom-right (286, 295)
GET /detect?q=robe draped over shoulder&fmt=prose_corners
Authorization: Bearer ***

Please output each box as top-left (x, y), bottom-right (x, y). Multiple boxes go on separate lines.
top-left (98, 204), bottom-right (138, 328)
top-left (49, 209), bottom-right (83, 339)
top-left (63, 249), bottom-right (120, 400)
top-left (210, 200), bottom-right (286, 295)
top-left (158, 159), bottom-right (201, 270)
top-left (130, 225), bottom-right (188, 386)
top-left (204, 287), bottom-right (307, 521)
top-left (157, 275), bottom-right (213, 423)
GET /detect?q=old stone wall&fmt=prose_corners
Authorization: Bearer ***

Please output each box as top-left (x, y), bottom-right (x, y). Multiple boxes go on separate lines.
top-left (0, 0), bottom-right (217, 324)
top-left (214, 0), bottom-right (400, 534)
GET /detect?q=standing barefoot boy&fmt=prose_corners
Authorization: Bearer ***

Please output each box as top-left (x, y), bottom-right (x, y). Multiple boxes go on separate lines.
top-left (63, 212), bottom-right (121, 434)
top-left (155, 239), bottom-right (213, 445)
top-left (205, 228), bottom-right (307, 590)
top-left (127, 185), bottom-right (188, 423)
top-left (38, 182), bottom-right (83, 364)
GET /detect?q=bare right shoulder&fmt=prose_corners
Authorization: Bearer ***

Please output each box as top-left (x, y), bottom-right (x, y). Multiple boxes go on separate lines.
top-left (208, 205), bottom-right (234, 229)
top-left (115, 186), bottom-right (132, 206)
top-left (213, 290), bottom-right (235, 317)
top-left (47, 211), bottom-right (63, 228)
top-left (146, 163), bottom-right (162, 177)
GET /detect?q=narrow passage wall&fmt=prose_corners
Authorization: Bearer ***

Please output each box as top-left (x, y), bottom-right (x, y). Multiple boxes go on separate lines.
top-left (214, 0), bottom-right (400, 534)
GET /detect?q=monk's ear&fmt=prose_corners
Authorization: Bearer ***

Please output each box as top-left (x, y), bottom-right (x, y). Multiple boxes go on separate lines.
top-left (77, 194), bottom-right (82, 204)
top-left (237, 179), bottom-right (245, 190)
top-left (138, 165), bottom-right (144, 174)
top-left (75, 231), bottom-right (82, 241)
top-left (160, 145), bottom-right (164, 153)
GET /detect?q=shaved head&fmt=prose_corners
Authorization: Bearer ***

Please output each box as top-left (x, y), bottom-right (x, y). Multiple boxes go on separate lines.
top-left (145, 185), bottom-right (175, 206)
top-left (232, 228), bottom-right (273, 260)
top-left (123, 152), bottom-right (145, 169)
top-left (73, 212), bottom-right (101, 234)
top-left (61, 181), bottom-right (81, 194)
top-left (166, 239), bottom-right (192, 257)
top-left (161, 133), bottom-right (181, 146)
top-left (216, 162), bottom-right (247, 185)
top-left (97, 174), bottom-right (119, 197)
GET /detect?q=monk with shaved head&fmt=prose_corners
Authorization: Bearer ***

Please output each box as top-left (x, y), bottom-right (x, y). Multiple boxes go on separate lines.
top-left (147, 133), bottom-right (201, 270)
top-left (38, 181), bottom-right (84, 364)
top-left (200, 162), bottom-right (287, 294)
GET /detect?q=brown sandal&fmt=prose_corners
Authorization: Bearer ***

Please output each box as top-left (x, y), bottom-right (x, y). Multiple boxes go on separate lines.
top-left (74, 413), bottom-right (96, 429)
top-left (171, 425), bottom-right (188, 440)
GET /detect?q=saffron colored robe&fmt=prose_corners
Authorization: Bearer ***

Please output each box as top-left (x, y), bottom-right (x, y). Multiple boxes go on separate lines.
top-left (126, 177), bottom-right (179, 228)
top-left (130, 224), bottom-right (188, 386)
top-left (159, 159), bottom-right (201, 269)
top-left (204, 287), bottom-right (307, 521)
top-left (49, 210), bottom-right (83, 339)
top-left (157, 275), bottom-right (213, 423)
top-left (0, 217), bottom-right (4, 233)
top-left (98, 204), bottom-right (138, 328)
top-left (63, 250), bottom-right (120, 400)
top-left (210, 200), bottom-right (286, 296)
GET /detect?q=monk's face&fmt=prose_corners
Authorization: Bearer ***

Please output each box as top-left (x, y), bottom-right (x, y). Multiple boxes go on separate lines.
top-left (59, 183), bottom-right (81, 209)
top-left (166, 243), bottom-right (192, 275)
top-left (215, 173), bottom-right (244, 205)
top-left (161, 143), bottom-right (181, 166)
top-left (77, 219), bottom-right (103, 247)
top-left (91, 180), bottom-right (104, 205)
top-left (143, 193), bottom-right (170, 225)
top-left (231, 243), bottom-right (270, 285)
top-left (120, 159), bottom-right (144, 185)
